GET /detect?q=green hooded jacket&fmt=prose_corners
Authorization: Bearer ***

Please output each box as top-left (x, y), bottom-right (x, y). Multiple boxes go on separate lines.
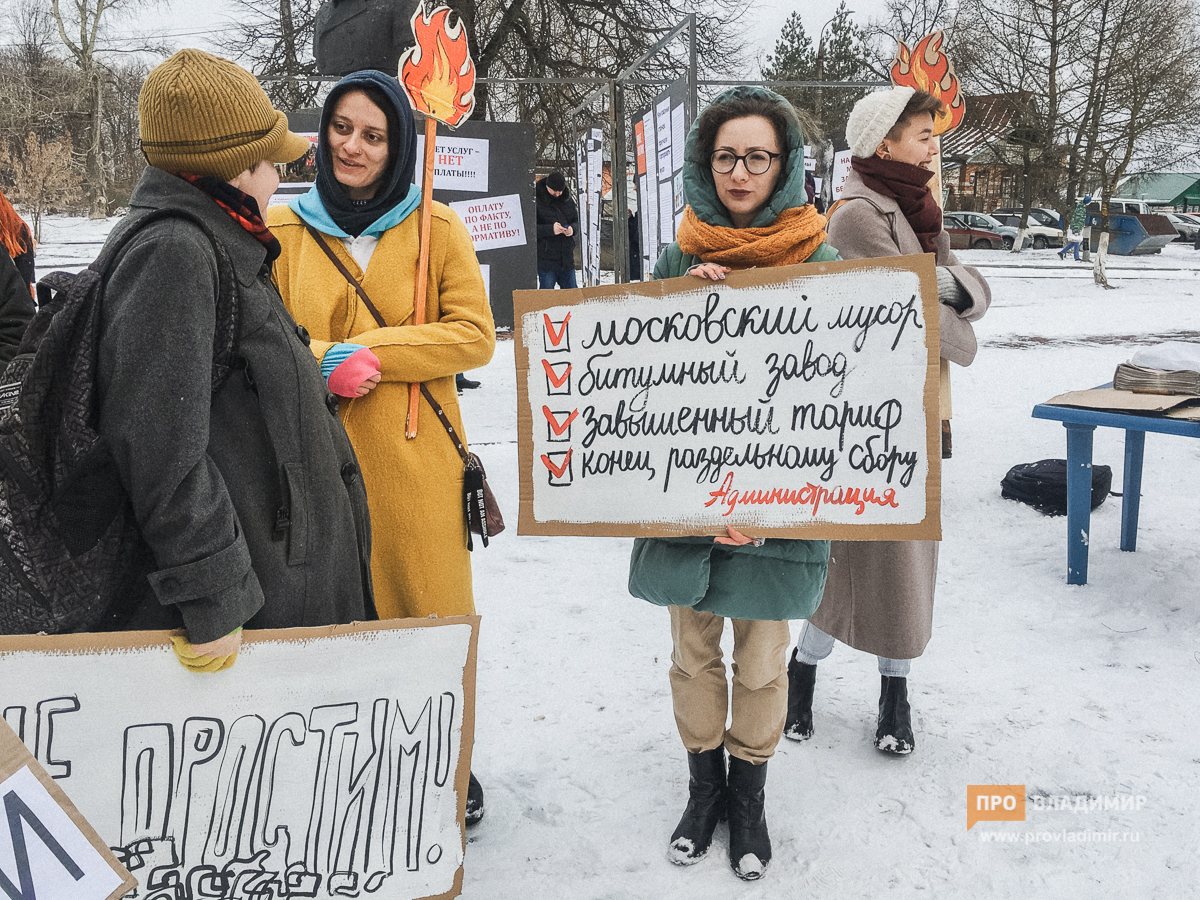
top-left (628, 86), bottom-right (833, 622)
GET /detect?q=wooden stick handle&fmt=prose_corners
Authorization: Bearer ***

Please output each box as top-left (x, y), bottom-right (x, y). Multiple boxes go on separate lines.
top-left (406, 115), bottom-right (439, 440)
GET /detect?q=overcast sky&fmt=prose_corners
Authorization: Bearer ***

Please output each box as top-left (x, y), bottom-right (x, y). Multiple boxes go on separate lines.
top-left (96, 0), bottom-right (895, 75)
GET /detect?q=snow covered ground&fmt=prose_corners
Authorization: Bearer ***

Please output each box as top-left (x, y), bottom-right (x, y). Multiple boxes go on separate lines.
top-left (36, 219), bottom-right (1200, 897)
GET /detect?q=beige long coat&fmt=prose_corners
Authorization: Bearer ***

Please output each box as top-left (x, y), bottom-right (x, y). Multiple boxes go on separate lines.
top-left (808, 169), bottom-right (990, 659)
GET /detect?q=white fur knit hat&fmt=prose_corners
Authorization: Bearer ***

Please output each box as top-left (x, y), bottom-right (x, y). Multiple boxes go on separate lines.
top-left (845, 86), bottom-right (916, 159)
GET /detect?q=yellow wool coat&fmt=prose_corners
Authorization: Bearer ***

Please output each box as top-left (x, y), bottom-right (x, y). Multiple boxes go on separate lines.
top-left (268, 202), bottom-right (496, 619)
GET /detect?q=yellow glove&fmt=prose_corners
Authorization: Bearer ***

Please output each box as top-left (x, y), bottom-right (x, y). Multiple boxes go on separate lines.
top-left (171, 628), bottom-right (242, 673)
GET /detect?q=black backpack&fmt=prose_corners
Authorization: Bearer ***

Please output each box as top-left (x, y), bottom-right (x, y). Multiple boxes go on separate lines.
top-left (0, 209), bottom-right (239, 635)
top-left (1000, 458), bottom-right (1113, 517)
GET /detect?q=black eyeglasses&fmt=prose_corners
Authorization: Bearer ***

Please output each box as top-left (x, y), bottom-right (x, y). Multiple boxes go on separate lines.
top-left (710, 150), bottom-right (783, 175)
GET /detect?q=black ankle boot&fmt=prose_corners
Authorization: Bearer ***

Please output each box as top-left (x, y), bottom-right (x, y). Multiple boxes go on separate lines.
top-left (726, 756), bottom-right (770, 880)
top-left (667, 747), bottom-right (727, 864)
top-left (466, 771), bottom-right (485, 824)
top-left (874, 675), bottom-right (914, 755)
top-left (784, 650), bottom-right (816, 741)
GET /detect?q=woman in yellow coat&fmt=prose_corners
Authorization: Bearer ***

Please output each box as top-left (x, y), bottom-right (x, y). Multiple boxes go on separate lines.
top-left (270, 71), bottom-right (494, 822)
top-left (268, 70), bottom-right (495, 622)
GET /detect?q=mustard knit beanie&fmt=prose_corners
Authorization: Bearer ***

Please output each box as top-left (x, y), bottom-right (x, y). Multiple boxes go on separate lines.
top-left (139, 49), bottom-right (310, 181)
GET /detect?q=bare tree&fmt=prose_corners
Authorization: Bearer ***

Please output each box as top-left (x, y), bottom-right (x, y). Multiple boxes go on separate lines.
top-left (46, 0), bottom-right (159, 217)
top-left (441, 0), bottom-right (751, 165)
top-left (216, 0), bottom-right (324, 110)
top-left (1, 131), bottom-right (84, 239)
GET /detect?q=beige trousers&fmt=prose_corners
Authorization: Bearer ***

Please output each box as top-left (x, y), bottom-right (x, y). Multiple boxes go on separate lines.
top-left (668, 605), bottom-right (791, 765)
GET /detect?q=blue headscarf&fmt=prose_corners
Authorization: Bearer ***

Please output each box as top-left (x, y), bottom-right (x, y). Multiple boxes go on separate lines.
top-left (291, 69), bottom-right (421, 238)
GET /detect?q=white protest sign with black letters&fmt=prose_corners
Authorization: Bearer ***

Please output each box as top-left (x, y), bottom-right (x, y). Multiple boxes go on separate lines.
top-left (0, 720), bottom-right (136, 900)
top-left (0, 619), bottom-right (479, 900)
top-left (514, 256), bottom-right (941, 540)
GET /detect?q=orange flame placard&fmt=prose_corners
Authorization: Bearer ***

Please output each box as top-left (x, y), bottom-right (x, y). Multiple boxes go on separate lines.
top-left (891, 31), bottom-right (965, 135)
top-left (399, 3), bottom-right (476, 127)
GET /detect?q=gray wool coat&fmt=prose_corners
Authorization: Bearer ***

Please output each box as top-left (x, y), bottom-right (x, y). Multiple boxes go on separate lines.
top-left (97, 168), bottom-right (374, 643)
top-left (808, 168), bottom-right (990, 659)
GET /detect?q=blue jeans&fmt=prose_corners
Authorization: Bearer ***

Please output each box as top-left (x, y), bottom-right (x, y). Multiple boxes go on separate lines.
top-left (538, 268), bottom-right (578, 289)
top-left (1060, 240), bottom-right (1081, 260)
top-left (794, 621), bottom-right (912, 677)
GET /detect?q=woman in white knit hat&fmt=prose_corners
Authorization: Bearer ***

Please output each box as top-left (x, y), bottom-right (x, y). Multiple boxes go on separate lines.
top-left (784, 87), bottom-right (991, 756)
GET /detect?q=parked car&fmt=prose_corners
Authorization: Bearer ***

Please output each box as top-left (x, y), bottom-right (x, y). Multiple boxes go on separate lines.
top-left (942, 214), bottom-right (1002, 250)
top-left (1162, 213), bottom-right (1198, 242)
top-left (990, 207), bottom-right (1065, 248)
top-left (1174, 212), bottom-right (1200, 233)
top-left (946, 210), bottom-right (1031, 250)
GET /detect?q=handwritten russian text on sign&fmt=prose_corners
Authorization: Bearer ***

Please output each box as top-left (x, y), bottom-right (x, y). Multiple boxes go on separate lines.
top-left (449, 193), bottom-right (526, 251)
top-left (415, 135), bottom-right (489, 192)
top-left (0, 619), bottom-right (478, 900)
top-left (514, 257), bottom-right (941, 540)
top-left (0, 721), bottom-right (135, 900)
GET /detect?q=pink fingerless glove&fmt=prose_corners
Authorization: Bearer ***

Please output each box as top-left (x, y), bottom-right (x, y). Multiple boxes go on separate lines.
top-left (326, 346), bottom-right (381, 397)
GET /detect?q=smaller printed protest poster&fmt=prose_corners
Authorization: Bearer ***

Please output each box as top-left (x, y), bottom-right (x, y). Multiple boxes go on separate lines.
top-left (449, 193), bottom-right (527, 251)
top-left (831, 150), bottom-right (853, 200)
top-left (0, 720), bottom-right (136, 900)
top-left (513, 256), bottom-right (941, 540)
top-left (415, 135), bottom-right (489, 192)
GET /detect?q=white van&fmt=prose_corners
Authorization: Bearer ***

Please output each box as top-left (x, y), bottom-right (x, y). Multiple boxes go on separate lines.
top-left (1093, 198), bottom-right (1153, 215)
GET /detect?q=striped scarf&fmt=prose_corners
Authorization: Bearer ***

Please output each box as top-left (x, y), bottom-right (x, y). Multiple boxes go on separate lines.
top-left (176, 172), bottom-right (281, 263)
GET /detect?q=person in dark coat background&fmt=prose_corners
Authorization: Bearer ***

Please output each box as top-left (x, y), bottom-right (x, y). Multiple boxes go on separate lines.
top-left (0, 190), bottom-right (35, 291)
top-left (535, 171), bottom-right (579, 288)
top-left (97, 49), bottom-right (375, 672)
top-left (0, 190), bottom-right (35, 365)
top-left (0, 251), bottom-right (34, 367)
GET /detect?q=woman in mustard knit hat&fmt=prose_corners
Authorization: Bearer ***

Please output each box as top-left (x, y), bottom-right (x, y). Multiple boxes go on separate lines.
top-left (267, 70), bottom-right (495, 821)
top-left (95, 49), bottom-right (375, 670)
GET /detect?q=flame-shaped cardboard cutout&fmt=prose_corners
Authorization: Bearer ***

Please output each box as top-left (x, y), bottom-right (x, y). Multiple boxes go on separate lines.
top-left (399, 3), bottom-right (476, 127)
top-left (890, 31), bottom-right (965, 135)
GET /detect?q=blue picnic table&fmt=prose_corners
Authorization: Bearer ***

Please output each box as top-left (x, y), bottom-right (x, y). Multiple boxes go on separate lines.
top-left (1031, 398), bottom-right (1200, 584)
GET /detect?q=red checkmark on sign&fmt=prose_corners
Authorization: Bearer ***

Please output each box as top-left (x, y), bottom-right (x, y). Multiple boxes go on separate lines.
top-left (541, 359), bottom-right (572, 387)
top-left (543, 312), bottom-right (571, 346)
top-left (541, 448), bottom-right (573, 478)
top-left (542, 406), bottom-right (579, 435)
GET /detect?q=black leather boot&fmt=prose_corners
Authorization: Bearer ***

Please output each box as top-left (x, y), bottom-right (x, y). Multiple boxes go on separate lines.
top-left (726, 756), bottom-right (770, 880)
top-left (874, 675), bottom-right (914, 755)
top-left (668, 747), bottom-right (727, 864)
top-left (784, 649), bottom-right (816, 741)
top-left (466, 771), bottom-right (485, 824)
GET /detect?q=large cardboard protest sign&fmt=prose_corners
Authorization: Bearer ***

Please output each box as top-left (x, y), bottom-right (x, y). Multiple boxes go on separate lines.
top-left (514, 256), bottom-right (941, 540)
top-left (0, 719), bottom-right (136, 900)
top-left (0, 618), bottom-right (479, 900)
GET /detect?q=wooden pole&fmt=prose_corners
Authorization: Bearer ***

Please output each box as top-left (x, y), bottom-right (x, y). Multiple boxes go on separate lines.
top-left (405, 114), bottom-right (438, 440)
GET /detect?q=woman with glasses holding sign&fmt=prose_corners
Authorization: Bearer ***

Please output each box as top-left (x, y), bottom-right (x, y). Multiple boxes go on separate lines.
top-left (783, 88), bottom-right (990, 758)
top-left (627, 86), bottom-right (836, 881)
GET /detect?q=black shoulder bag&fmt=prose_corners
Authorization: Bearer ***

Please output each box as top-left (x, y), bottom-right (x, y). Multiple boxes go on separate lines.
top-left (303, 225), bottom-right (504, 548)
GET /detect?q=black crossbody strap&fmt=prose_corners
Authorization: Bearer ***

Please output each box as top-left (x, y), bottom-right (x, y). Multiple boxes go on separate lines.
top-left (419, 384), bottom-right (470, 465)
top-left (303, 224), bottom-right (389, 329)
top-left (308, 231), bottom-right (467, 460)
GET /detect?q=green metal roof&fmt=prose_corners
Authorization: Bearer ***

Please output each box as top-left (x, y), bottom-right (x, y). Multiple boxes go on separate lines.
top-left (1115, 172), bottom-right (1200, 205)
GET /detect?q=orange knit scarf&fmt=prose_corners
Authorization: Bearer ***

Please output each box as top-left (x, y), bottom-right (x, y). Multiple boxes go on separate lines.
top-left (676, 204), bottom-right (828, 268)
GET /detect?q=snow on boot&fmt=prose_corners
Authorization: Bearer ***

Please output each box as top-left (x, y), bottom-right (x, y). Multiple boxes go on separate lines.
top-left (726, 756), bottom-right (770, 881)
top-left (466, 771), bottom-right (485, 824)
top-left (784, 650), bottom-right (816, 741)
top-left (667, 746), bottom-right (727, 865)
top-left (874, 675), bottom-right (914, 756)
